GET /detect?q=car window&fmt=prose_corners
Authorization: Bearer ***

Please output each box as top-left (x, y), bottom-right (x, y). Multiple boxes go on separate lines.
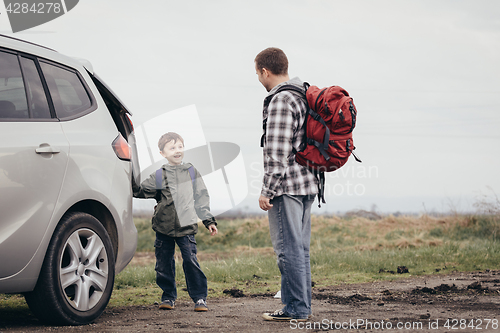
top-left (0, 50), bottom-right (29, 119)
top-left (20, 57), bottom-right (51, 119)
top-left (40, 61), bottom-right (92, 119)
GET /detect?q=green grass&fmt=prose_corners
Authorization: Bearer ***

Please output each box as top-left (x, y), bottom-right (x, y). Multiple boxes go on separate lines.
top-left (3, 214), bottom-right (499, 309)
top-left (113, 214), bottom-right (500, 305)
top-left (0, 294), bottom-right (29, 313)
top-left (134, 216), bottom-right (274, 252)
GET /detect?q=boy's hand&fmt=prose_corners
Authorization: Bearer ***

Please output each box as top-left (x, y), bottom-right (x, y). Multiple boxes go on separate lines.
top-left (208, 224), bottom-right (218, 236)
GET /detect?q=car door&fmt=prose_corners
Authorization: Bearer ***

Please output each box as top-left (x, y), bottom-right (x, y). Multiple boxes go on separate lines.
top-left (90, 73), bottom-right (140, 185)
top-left (0, 49), bottom-right (69, 278)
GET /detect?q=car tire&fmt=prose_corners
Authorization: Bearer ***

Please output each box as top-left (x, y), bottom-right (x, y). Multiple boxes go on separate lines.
top-left (24, 212), bottom-right (115, 325)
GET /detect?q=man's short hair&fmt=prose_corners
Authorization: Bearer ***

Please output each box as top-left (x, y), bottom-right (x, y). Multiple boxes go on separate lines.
top-left (158, 132), bottom-right (184, 151)
top-left (255, 47), bottom-right (288, 76)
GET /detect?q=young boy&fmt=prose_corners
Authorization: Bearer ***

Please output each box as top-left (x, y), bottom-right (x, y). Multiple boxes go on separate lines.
top-left (133, 132), bottom-right (218, 312)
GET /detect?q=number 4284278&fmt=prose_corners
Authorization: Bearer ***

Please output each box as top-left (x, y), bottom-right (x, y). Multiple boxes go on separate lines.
top-left (6, 3), bottom-right (62, 14)
top-left (444, 319), bottom-right (498, 330)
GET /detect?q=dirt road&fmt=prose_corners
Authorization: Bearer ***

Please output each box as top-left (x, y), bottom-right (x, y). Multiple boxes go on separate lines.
top-left (1, 270), bottom-right (499, 333)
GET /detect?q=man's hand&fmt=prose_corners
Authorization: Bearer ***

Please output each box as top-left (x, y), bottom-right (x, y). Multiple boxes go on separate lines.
top-left (259, 195), bottom-right (273, 211)
top-left (208, 224), bottom-right (218, 236)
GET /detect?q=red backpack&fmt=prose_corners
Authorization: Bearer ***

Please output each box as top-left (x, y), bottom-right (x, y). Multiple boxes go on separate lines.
top-left (261, 82), bottom-right (361, 206)
top-left (296, 83), bottom-right (361, 171)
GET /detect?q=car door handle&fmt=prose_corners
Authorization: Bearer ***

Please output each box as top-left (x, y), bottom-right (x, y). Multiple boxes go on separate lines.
top-left (36, 145), bottom-right (61, 154)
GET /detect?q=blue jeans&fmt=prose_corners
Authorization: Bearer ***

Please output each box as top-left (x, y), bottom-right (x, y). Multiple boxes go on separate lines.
top-left (268, 194), bottom-right (314, 320)
top-left (154, 233), bottom-right (207, 302)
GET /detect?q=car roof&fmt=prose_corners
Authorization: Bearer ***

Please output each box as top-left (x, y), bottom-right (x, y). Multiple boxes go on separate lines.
top-left (0, 34), bottom-right (93, 74)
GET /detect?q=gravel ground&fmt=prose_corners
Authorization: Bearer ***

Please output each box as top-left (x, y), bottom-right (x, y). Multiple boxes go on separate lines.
top-left (1, 270), bottom-right (499, 333)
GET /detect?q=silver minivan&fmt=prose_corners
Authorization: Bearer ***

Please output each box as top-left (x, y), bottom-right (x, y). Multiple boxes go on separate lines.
top-left (0, 35), bottom-right (138, 325)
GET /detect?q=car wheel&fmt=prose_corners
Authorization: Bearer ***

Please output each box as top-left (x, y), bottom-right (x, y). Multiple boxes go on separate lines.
top-left (25, 212), bottom-right (115, 325)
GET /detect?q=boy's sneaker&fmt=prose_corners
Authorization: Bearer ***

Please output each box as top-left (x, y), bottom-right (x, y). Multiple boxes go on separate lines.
top-left (194, 299), bottom-right (208, 312)
top-left (159, 300), bottom-right (175, 310)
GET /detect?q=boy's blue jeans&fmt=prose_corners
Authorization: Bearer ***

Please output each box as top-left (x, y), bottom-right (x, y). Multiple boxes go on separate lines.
top-left (268, 194), bottom-right (315, 320)
top-left (154, 233), bottom-right (207, 302)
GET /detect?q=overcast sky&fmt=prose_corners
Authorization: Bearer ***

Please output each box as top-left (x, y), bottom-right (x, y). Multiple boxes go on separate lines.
top-left (1, 0), bottom-right (499, 214)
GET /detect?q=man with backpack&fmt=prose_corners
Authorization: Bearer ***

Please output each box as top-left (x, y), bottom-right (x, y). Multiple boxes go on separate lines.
top-left (255, 47), bottom-right (318, 322)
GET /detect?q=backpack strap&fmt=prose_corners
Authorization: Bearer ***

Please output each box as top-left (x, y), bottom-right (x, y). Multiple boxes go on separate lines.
top-left (260, 84), bottom-right (307, 148)
top-left (314, 88), bottom-right (327, 111)
top-left (316, 171), bottom-right (326, 208)
top-left (187, 165), bottom-right (196, 186)
top-left (155, 168), bottom-right (163, 189)
top-left (260, 118), bottom-right (267, 148)
top-left (155, 168), bottom-right (163, 203)
top-left (306, 108), bottom-right (330, 160)
top-left (306, 137), bottom-right (330, 161)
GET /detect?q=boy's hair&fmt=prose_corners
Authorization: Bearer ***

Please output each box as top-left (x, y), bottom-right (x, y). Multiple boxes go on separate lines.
top-left (158, 132), bottom-right (184, 151)
top-left (255, 47), bottom-right (288, 76)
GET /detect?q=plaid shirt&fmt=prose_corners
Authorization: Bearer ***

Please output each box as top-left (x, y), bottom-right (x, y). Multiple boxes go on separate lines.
top-left (261, 77), bottom-right (318, 199)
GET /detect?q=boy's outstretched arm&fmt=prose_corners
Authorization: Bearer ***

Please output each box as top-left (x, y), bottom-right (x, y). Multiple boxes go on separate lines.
top-left (133, 172), bottom-right (158, 199)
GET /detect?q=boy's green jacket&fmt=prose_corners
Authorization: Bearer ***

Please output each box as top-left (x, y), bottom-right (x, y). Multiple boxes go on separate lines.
top-left (133, 162), bottom-right (216, 237)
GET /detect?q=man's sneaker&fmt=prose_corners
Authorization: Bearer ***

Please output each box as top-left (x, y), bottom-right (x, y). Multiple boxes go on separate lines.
top-left (194, 299), bottom-right (208, 312)
top-left (159, 300), bottom-right (175, 310)
top-left (262, 310), bottom-right (292, 321)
